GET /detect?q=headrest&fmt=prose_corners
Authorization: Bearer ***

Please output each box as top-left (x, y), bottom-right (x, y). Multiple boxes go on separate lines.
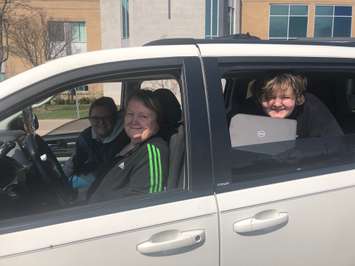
top-left (154, 88), bottom-right (182, 128)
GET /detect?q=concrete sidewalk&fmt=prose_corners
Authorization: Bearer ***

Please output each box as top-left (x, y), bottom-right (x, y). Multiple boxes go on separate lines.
top-left (37, 119), bottom-right (73, 136)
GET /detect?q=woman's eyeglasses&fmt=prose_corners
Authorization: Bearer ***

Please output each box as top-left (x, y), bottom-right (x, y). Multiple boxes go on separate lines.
top-left (89, 116), bottom-right (113, 124)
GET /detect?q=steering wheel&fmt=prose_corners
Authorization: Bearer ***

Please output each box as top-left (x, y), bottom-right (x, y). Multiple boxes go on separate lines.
top-left (23, 134), bottom-right (74, 205)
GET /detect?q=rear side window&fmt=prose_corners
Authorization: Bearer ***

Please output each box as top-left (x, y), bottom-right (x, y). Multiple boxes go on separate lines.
top-left (222, 69), bottom-right (355, 188)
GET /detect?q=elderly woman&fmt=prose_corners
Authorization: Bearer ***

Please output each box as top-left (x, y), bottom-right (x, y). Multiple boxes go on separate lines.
top-left (89, 90), bottom-right (168, 202)
top-left (239, 73), bottom-right (343, 138)
top-left (64, 97), bottom-right (129, 188)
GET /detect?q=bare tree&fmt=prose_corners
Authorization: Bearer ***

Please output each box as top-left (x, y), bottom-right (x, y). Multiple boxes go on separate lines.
top-left (9, 9), bottom-right (72, 67)
top-left (0, 0), bottom-right (29, 70)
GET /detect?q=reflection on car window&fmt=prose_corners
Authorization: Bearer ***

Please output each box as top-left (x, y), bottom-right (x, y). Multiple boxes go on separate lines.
top-left (33, 84), bottom-right (121, 136)
top-left (141, 79), bottom-right (181, 103)
top-left (224, 71), bottom-right (355, 188)
top-left (0, 71), bottom-right (186, 222)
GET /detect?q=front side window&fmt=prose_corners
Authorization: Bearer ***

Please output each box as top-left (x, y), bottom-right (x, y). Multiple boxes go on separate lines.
top-left (314, 5), bottom-right (352, 38)
top-left (0, 62), bottom-right (189, 223)
top-left (269, 4), bottom-right (308, 39)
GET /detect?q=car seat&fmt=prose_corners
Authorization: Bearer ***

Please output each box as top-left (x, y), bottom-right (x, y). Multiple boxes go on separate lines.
top-left (334, 78), bottom-right (355, 134)
top-left (154, 88), bottom-right (185, 189)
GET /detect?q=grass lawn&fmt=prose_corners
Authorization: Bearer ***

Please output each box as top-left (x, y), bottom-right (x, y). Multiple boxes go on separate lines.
top-left (34, 104), bottom-right (90, 119)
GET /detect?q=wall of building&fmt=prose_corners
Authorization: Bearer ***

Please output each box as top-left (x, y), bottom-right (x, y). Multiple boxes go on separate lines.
top-left (100, 0), bottom-right (206, 101)
top-left (101, 0), bottom-right (206, 48)
top-left (242, 0), bottom-right (355, 39)
top-left (6, 0), bottom-right (101, 78)
top-left (129, 0), bottom-right (205, 46)
top-left (101, 0), bottom-right (122, 49)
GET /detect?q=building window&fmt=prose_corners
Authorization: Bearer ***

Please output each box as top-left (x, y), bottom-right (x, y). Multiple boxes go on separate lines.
top-left (122, 0), bottom-right (129, 39)
top-left (75, 85), bottom-right (89, 92)
top-left (269, 4), bottom-right (308, 39)
top-left (48, 21), bottom-right (65, 42)
top-left (48, 21), bottom-right (87, 56)
top-left (314, 6), bottom-right (352, 38)
top-left (224, 0), bottom-right (235, 35)
top-left (0, 73), bottom-right (5, 82)
top-left (71, 22), bottom-right (87, 43)
top-left (48, 21), bottom-right (87, 43)
top-left (168, 0), bottom-right (171, 19)
top-left (205, 0), bottom-right (219, 39)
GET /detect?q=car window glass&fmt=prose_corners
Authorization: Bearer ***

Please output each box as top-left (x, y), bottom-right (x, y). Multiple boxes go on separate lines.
top-left (222, 69), bottom-right (355, 189)
top-left (0, 70), bottom-right (187, 222)
top-left (140, 79), bottom-right (181, 103)
top-left (33, 83), bottom-right (122, 136)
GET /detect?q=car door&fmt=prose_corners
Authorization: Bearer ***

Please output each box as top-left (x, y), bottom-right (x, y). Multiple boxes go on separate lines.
top-left (0, 50), bottom-right (219, 266)
top-left (202, 54), bottom-right (355, 266)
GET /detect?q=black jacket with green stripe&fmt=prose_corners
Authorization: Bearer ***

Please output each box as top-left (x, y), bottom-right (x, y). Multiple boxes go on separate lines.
top-left (89, 136), bottom-right (168, 202)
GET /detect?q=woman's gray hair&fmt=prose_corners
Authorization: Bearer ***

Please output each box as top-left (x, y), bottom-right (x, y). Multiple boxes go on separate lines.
top-left (126, 90), bottom-right (162, 127)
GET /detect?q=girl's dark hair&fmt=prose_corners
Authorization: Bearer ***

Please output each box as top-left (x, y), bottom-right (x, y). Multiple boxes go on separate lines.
top-left (89, 96), bottom-right (118, 121)
top-left (127, 90), bottom-right (162, 126)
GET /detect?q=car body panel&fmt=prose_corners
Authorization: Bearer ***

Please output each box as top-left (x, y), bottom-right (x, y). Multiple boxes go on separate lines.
top-left (2, 40), bottom-right (355, 265)
top-left (0, 196), bottom-right (218, 265)
top-left (217, 162), bottom-right (355, 266)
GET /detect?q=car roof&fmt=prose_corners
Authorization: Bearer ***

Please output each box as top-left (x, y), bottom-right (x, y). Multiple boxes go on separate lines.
top-left (145, 36), bottom-right (355, 46)
top-left (2, 39), bottom-right (355, 100)
top-left (146, 37), bottom-right (355, 58)
top-left (198, 43), bottom-right (355, 58)
top-left (0, 45), bottom-right (199, 100)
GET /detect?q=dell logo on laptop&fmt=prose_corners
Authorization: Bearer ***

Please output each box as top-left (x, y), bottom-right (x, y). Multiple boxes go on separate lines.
top-left (257, 130), bottom-right (266, 138)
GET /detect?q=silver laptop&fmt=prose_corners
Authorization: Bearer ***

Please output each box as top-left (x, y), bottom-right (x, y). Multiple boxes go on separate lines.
top-left (230, 114), bottom-right (297, 152)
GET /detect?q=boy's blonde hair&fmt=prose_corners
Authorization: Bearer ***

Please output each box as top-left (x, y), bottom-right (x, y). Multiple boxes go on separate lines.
top-left (252, 73), bottom-right (306, 105)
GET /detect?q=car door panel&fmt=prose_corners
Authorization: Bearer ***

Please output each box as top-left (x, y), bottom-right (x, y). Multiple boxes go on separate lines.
top-left (217, 169), bottom-right (355, 266)
top-left (0, 196), bottom-right (218, 266)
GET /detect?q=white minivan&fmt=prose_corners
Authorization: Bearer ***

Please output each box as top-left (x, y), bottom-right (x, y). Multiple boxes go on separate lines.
top-left (0, 39), bottom-right (355, 266)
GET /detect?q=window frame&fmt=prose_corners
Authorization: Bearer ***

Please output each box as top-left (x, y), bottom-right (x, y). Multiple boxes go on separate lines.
top-left (0, 57), bottom-right (214, 234)
top-left (202, 56), bottom-right (355, 194)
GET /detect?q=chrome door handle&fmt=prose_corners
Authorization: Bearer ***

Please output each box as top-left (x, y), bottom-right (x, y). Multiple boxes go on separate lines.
top-left (234, 209), bottom-right (288, 234)
top-left (137, 229), bottom-right (205, 256)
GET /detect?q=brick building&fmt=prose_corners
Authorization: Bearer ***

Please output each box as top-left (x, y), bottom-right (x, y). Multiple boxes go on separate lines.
top-left (242, 0), bottom-right (354, 40)
top-left (4, 0), bottom-right (101, 97)
top-left (100, 0), bottom-right (241, 49)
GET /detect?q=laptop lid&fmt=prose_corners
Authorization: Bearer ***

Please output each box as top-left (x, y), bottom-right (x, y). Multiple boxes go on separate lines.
top-left (229, 113), bottom-right (297, 147)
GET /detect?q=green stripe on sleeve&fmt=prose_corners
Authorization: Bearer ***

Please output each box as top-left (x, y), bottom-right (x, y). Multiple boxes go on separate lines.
top-left (147, 144), bottom-right (154, 193)
top-left (156, 147), bottom-right (162, 192)
top-left (152, 145), bottom-right (159, 192)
